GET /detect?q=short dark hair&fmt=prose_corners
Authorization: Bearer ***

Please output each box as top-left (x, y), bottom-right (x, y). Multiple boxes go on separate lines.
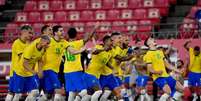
top-left (41, 25), bottom-right (50, 34)
top-left (40, 35), bottom-right (50, 43)
top-left (103, 35), bottom-right (111, 43)
top-left (111, 32), bottom-right (121, 37)
top-left (194, 46), bottom-right (200, 51)
top-left (67, 27), bottom-right (77, 38)
top-left (20, 25), bottom-right (32, 31)
top-left (53, 25), bottom-right (62, 34)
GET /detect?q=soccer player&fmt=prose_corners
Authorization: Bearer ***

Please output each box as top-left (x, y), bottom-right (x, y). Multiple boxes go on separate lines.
top-left (12, 35), bottom-right (50, 101)
top-left (184, 40), bottom-right (201, 101)
top-left (144, 37), bottom-right (184, 101)
top-left (41, 25), bottom-right (53, 36)
top-left (83, 35), bottom-right (113, 101)
top-left (64, 23), bottom-right (99, 101)
top-left (5, 25), bottom-right (33, 101)
top-left (39, 25), bottom-right (68, 101)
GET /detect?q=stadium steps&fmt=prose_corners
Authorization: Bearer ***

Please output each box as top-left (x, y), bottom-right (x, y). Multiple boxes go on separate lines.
top-left (157, 0), bottom-right (196, 39)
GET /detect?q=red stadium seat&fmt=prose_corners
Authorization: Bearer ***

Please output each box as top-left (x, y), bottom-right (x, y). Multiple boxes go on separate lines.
top-left (133, 9), bottom-right (147, 20)
top-left (126, 20), bottom-right (138, 31)
top-left (148, 8), bottom-right (160, 18)
top-left (33, 23), bottom-right (44, 34)
top-left (15, 12), bottom-right (27, 22)
top-left (60, 22), bottom-right (71, 32)
top-left (0, 0), bottom-right (5, 6)
top-left (121, 9), bottom-right (133, 19)
top-left (91, 0), bottom-right (102, 9)
top-left (85, 22), bottom-right (97, 32)
top-left (112, 21), bottom-right (125, 32)
top-left (4, 23), bottom-right (18, 42)
top-left (107, 10), bottom-right (120, 20)
top-left (102, 0), bottom-right (115, 9)
top-left (99, 21), bottom-right (111, 32)
top-left (128, 0), bottom-right (142, 8)
top-left (28, 12), bottom-right (41, 22)
top-left (50, 1), bottom-right (63, 11)
top-left (77, 0), bottom-right (89, 10)
top-left (68, 11), bottom-right (80, 21)
top-left (143, 0), bottom-right (154, 8)
top-left (38, 0), bottom-right (49, 11)
top-left (95, 10), bottom-right (106, 20)
top-left (187, 6), bottom-right (201, 18)
top-left (55, 11), bottom-right (67, 22)
top-left (138, 20), bottom-right (152, 32)
top-left (42, 12), bottom-right (54, 22)
top-left (116, 0), bottom-right (128, 8)
top-left (81, 11), bottom-right (94, 21)
top-left (63, 0), bottom-right (76, 10)
top-left (73, 22), bottom-right (85, 33)
top-left (24, 1), bottom-right (37, 11)
top-left (155, 0), bottom-right (169, 7)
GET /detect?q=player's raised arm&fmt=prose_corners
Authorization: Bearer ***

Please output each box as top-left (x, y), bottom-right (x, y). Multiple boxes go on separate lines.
top-left (83, 22), bottom-right (100, 44)
top-left (164, 58), bottom-right (181, 74)
top-left (183, 40), bottom-right (191, 51)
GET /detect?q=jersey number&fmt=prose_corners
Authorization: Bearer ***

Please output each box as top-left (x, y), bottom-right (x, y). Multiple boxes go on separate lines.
top-left (64, 51), bottom-right (76, 61)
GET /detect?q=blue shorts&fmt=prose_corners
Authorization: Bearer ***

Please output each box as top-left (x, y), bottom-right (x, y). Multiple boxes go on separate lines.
top-left (13, 72), bottom-right (39, 93)
top-left (124, 76), bottom-right (130, 84)
top-left (64, 71), bottom-right (86, 92)
top-left (154, 76), bottom-right (176, 97)
top-left (100, 74), bottom-right (119, 90)
top-left (41, 70), bottom-right (61, 93)
top-left (136, 76), bottom-right (149, 87)
top-left (115, 76), bottom-right (123, 86)
top-left (82, 73), bottom-right (100, 89)
top-left (188, 72), bottom-right (201, 86)
top-left (8, 76), bottom-right (14, 92)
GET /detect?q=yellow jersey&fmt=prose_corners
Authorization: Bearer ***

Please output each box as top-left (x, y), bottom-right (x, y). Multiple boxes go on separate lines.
top-left (10, 39), bottom-right (29, 76)
top-left (15, 39), bottom-right (45, 77)
top-left (86, 46), bottom-right (112, 78)
top-left (189, 47), bottom-right (201, 73)
top-left (144, 50), bottom-right (169, 80)
top-left (64, 40), bottom-right (84, 73)
top-left (42, 38), bottom-right (68, 73)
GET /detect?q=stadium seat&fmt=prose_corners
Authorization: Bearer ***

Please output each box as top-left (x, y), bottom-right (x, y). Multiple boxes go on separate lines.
top-left (138, 20), bottom-right (152, 32)
top-left (91, 0), bottom-right (102, 9)
top-left (73, 22), bottom-right (85, 33)
top-left (148, 8), bottom-right (160, 18)
top-left (77, 0), bottom-right (89, 10)
top-left (24, 1), bottom-right (37, 11)
top-left (85, 22), bottom-right (97, 32)
top-left (38, 0), bottom-right (49, 11)
top-left (95, 10), bottom-right (106, 20)
top-left (63, 0), bottom-right (76, 10)
top-left (42, 12), bottom-right (54, 22)
top-left (0, 0), bottom-right (5, 6)
top-left (112, 21), bottom-right (126, 32)
top-left (107, 10), bottom-right (120, 20)
top-left (60, 22), bottom-right (71, 32)
top-left (68, 11), bottom-right (80, 21)
top-left (102, 0), bottom-right (115, 9)
top-left (99, 21), bottom-right (111, 32)
top-left (50, 0), bottom-right (63, 11)
top-left (121, 9), bottom-right (133, 19)
top-left (143, 0), bottom-right (154, 8)
top-left (133, 9), bottom-right (147, 20)
top-left (55, 11), bottom-right (67, 22)
top-left (32, 23), bottom-right (44, 34)
top-left (4, 23), bottom-right (18, 42)
top-left (126, 20), bottom-right (138, 31)
top-left (81, 11), bottom-right (94, 21)
top-left (116, 0), bottom-right (128, 8)
top-left (128, 0), bottom-right (142, 8)
top-left (28, 12), bottom-right (41, 22)
top-left (155, 0), bottom-right (169, 7)
top-left (15, 12), bottom-right (27, 22)
top-left (187, 6), bottom-right (201, 18)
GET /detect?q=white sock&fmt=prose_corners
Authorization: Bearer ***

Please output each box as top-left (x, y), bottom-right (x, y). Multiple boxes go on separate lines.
top-left (68, 92), bottom-right (76, 101)
top-left (140, 94), bottom-right (145, 101)
top-left (173, 91), bottom-right (183, 101)
top-left (79, 89), bottom-right (88, 97)
top-left (91, 90), bottom-right (102, 101)
top-left (13, 94), bottom-right (22, 101)
top-left (159, 93), bottom-right (169, 101)
top-left (81, 95), bottom-right (91, 101)
top-left (100, 90), bottom-right (111, 101)
top-left (192, 93), bottom-right (198, 101)
top-left (75, 95), bottom-right (81, 101)
top-left (25, 95), bottom-right (35, 101)
top-left (54, 94), bottom-right (62, 101)
top-left (120, 88), bottom-right (127, 97)
top-left (5, 93), bottom-right (13, 101)
top-left (126, 89), bottom-right (134, 101)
